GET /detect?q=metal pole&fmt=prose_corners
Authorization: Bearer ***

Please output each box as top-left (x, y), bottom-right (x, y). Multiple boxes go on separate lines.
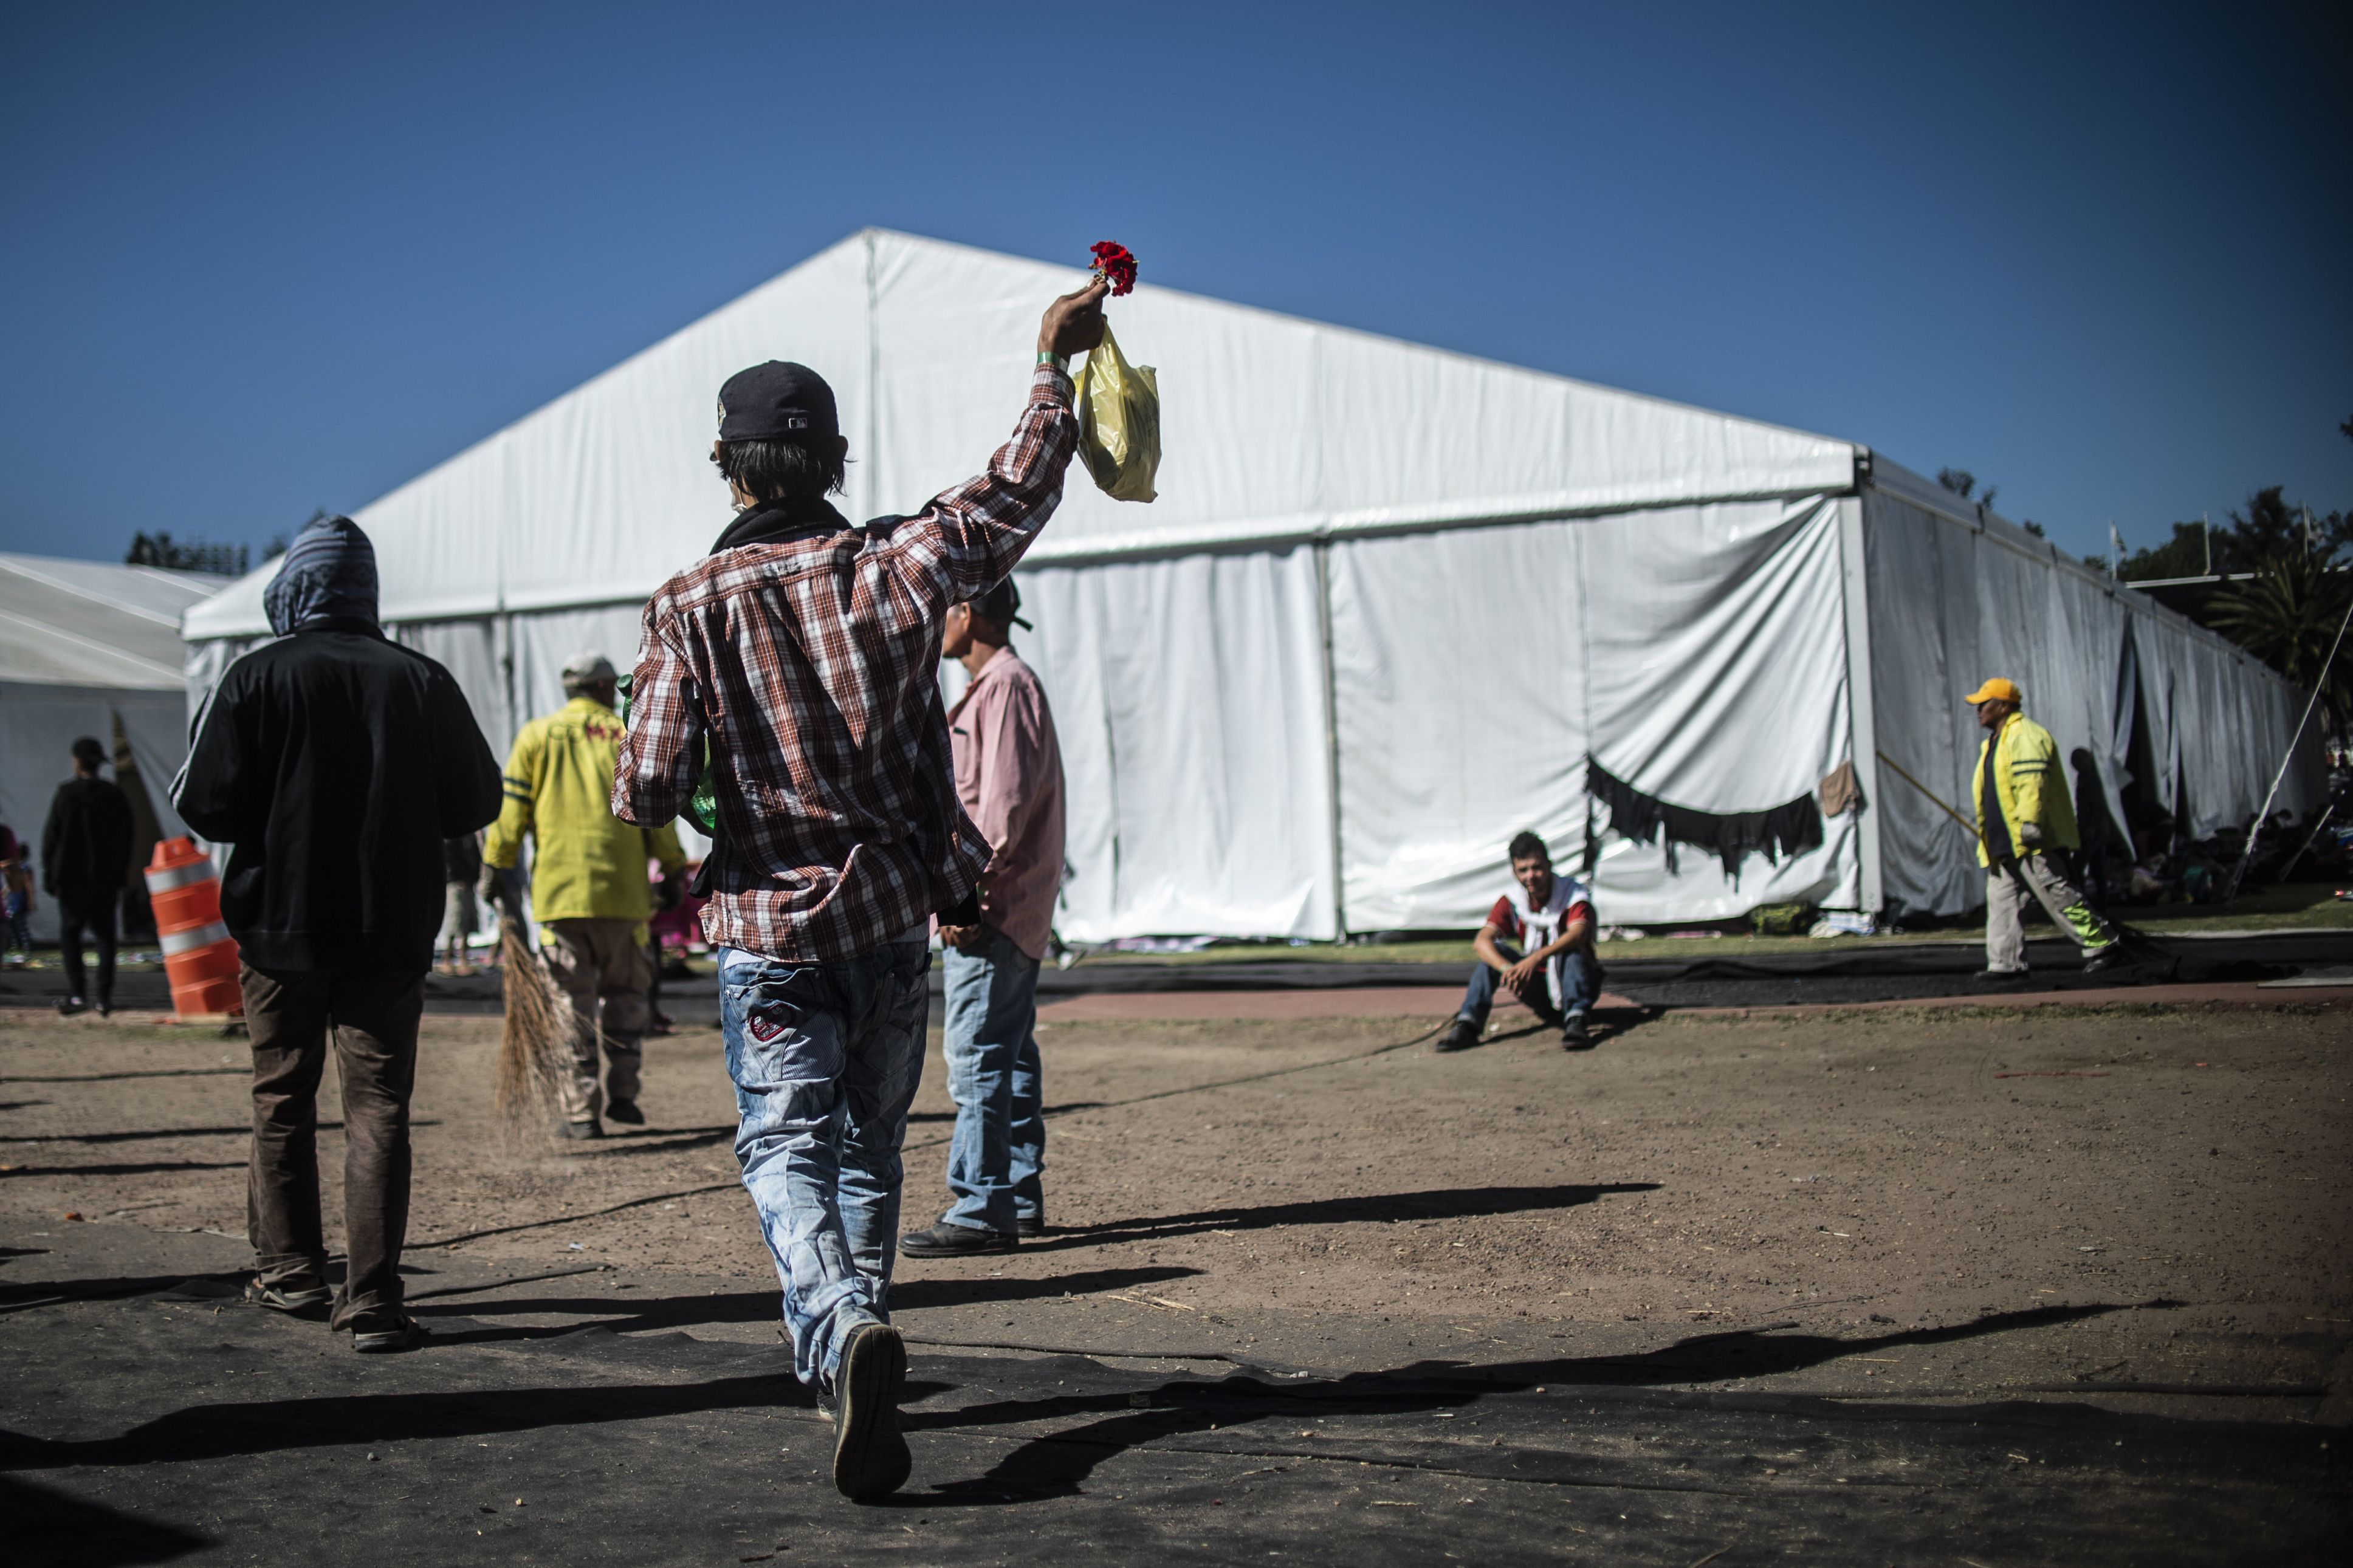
top-left (1874, 749), bottom-right (1987, 847)
top-left (2222, 587), bottom-right (2353, 903)
top-left (1313, 540), bottom-right (1347, 941)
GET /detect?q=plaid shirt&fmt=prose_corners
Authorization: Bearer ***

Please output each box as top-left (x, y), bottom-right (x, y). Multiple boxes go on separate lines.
top-left (614, 366), bottom-right (1078, 962)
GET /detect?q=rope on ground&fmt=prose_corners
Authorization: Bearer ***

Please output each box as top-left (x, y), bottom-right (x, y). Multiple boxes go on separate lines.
top-left (416, 1018), bottom-right (1451, 1246)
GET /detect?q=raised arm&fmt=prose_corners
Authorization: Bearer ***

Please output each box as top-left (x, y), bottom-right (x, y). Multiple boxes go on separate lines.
top-left (898, 280), bottom-right (1108, 605)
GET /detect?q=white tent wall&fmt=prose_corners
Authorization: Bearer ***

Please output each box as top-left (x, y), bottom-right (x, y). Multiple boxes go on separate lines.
top-left (1014, 548), bottom-right (1336, 941)
top-left (1860, 468), bottom-right (2322, 917)
top-left (1327, 496), bottom-right (1859, 931)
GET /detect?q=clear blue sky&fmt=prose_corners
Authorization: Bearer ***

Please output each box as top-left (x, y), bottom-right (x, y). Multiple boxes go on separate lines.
top-left (3, 1), bottom-right (2346, 569)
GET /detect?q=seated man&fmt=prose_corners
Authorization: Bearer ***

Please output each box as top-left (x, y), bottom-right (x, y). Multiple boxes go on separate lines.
top-left (1438, 830), bottom-right (1602, 1053)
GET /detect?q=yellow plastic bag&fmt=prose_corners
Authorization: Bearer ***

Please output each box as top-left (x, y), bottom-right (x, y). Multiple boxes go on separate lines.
top-left (1071, 321), bottom-right (1160, 503)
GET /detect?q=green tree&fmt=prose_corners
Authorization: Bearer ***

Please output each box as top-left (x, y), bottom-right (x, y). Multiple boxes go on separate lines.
top-left (2207, 550), bottom-right (2353, 730)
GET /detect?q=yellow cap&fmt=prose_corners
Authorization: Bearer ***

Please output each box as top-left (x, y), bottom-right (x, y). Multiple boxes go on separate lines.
top-left (1963, 677), bottom-right (2021, 705)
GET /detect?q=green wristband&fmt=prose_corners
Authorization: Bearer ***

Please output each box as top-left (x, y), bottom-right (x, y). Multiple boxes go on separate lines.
top-left (1037, 351), bottom-right (1068, 371)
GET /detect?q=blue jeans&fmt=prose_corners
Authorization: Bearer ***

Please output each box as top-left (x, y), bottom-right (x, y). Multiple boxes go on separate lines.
top-left (940, 925), bottom-right (1045, 1235)
top-left (718, 940), bottom-right (930, 1393)
top-left (1458, 940), bottom-right (1601, 1027)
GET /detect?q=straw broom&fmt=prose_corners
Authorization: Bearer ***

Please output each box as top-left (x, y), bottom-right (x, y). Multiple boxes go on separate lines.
top-left (493, 911), bottom-right (577, 1140)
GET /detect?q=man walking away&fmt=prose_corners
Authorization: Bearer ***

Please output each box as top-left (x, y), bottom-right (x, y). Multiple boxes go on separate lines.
top-left (902, 576), bottom-right (1065, 1258)
top-left (484, 652), bottom-right (687, 1137)
top-left (174, 515), bottom-right (503, 1352)
top-left (1963, 679), bottom-right (2123, 979)
top-left (442, 832), bottom-right (483, 974)
top-left (42, 737), bottom-right (134, 1016)
top-left (615, 278), bottom-right (1107, 1500)
top-left (1437, 830), bottom-right (1603, 1052)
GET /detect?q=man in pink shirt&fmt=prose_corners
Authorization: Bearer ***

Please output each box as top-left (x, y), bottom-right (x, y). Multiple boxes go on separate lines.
top-left (901, 576), bottom-right (1065, 1255)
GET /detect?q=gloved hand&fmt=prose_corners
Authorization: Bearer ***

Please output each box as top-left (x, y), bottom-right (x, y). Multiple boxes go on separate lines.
top-left (479, 864), bottom-right (515, 918)
top-left (2016, 821), bottom-right (2045, 849)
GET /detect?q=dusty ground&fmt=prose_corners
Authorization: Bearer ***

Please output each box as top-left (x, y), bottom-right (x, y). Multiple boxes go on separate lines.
top-left (3, 999), bottom-right (2348, 1410)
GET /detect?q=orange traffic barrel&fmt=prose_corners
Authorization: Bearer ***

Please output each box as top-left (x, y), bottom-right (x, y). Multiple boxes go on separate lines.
top-left (145, 838), bottom-right (243, 1019)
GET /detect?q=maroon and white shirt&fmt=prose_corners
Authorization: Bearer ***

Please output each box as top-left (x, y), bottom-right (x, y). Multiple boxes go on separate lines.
top-left (1483, 872), bottom-right (1596, 1008)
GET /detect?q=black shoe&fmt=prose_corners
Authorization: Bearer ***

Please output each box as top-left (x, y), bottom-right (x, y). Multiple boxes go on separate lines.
top-left (898, 1221), bottom-right (1017, 1256)
top-left (349, 1314), bottom-right (431, 1354)
top-left (1434, 1018), bottom-right (1481, 1053)
top-left (2080, 945), bottom-right (2127, 976)
top-left (1560, 1013), bottom-right (1592, 1050)
top-left (1973, 968), bottom-right (2029, 984)
top-left (1017, 1214), bottom-right (1045, 1238)
top-left (831, 1322), bottom-right (910, 1501)
top-left (244, 1279), bottom-right (333, 1318)
top-left (56, 996), bottom-right (86, 1017)
top-left (604, 1099), bottom-right (645, 1126)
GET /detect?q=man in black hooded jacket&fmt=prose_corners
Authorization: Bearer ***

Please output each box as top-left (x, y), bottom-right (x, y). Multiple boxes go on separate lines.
top-left (41, 735), bottom-right (134, 1016)
top-left (175, 513), bottom-right (502, 1352)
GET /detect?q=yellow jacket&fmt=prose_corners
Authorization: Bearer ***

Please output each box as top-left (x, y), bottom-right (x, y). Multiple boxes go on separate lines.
top-left (1972, 713), bottom-right (2080, 866)
top-left (484, 698), bottom-right (684, 922)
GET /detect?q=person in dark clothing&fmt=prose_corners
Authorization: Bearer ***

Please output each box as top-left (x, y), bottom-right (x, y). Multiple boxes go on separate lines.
top-left (41, 736), bottom-right (135, 1016)
top-left (174, 515), bottom-right (502, 1353)
top-left (2070, 747), bottom-right (2115, 912)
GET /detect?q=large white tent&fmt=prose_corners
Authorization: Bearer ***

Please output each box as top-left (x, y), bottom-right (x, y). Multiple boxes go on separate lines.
top-left (182, 230), bottom-right (2322, 939)
top-left (3, 553), bottom-right (215, 942)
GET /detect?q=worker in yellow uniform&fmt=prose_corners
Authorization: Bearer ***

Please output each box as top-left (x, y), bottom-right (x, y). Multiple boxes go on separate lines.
top-left (1964, 677), bottom-right (2124, 981)
top-left (485, 652), bottom-right (686, 1137)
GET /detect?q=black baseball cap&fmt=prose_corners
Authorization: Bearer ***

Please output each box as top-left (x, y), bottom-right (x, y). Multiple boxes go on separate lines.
top-left (717, 361), bottom-right (839, 443)
top-left (970, 577), bottom-right (1030, 631)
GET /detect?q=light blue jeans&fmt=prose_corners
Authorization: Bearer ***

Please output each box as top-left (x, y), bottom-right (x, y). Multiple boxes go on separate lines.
top-left (718, 940), bottom-right (929, 1393)
top-left (940, 924), bottom-right (1046, 1234)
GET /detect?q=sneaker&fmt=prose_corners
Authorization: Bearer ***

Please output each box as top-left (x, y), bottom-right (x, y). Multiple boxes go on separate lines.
top-left (604, 1099), bottom-right (645, 1126)
top-left (1016, 1214), bottom-right (1046, 1238)
top-left (898, 1221), bottom-right (1017, 1257)
top-left (1433, 1018), bottom-right (1481, 1053)
top-left (244, 1278), bottom-right (332, 1318)
top-left (831, 1322), bottom-right (910, 1500)
top-left (2080, 944), bottom-right (2127, 976)
top-left (1560, 1013), bottom-right (1592, 1050)
top-left (349, 1314), bottom-right (431, 1354)
top-left (562, 1118), bottom-right (604, 1140)
top-left (56, 996), bottom-right (87, 1017)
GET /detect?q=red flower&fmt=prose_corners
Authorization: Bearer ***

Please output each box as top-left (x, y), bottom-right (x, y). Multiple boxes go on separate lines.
top-left (1088, 241), bottom-right (1138, 296)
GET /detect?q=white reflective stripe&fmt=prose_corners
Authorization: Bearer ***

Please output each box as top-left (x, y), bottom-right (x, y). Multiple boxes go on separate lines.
top-left (159, 921), bottom-right (232, 956)
top-left (145, 858), bottom-right (216, 893)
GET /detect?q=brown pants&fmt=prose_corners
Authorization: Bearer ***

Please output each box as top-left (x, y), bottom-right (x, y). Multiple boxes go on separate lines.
top-left (242, 964), bottom-right (424, 1327)
top-left (541, 918), bottom-right (653, 1125)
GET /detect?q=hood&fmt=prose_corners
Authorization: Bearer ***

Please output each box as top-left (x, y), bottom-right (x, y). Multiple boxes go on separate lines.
top-left (263, 515), bottom-right (380, 635)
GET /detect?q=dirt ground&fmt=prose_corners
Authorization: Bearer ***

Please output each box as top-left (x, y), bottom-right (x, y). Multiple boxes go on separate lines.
top-left (4, 999), bottom-right (2348, 1406)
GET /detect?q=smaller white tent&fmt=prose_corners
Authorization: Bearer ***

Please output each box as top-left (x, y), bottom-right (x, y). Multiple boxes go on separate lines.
top-left (1, 554), bottom-right (216, 942)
